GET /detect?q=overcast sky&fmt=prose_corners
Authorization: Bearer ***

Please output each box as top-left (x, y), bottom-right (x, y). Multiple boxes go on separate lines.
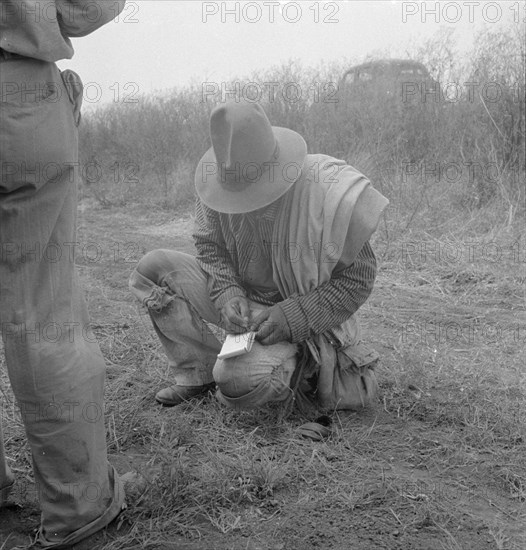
top-left (58, 0), bottom-right (520, 105)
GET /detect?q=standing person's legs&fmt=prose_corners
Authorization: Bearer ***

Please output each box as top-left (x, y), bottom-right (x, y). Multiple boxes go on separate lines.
top-left (0, 57), bottom-right (124, 546)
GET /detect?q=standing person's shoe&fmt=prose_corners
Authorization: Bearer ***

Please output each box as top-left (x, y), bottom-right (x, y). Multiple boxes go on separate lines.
top-left (155, 383), bottom-right (216, 406)
top-left (19, 472), bottom-right (147, 549)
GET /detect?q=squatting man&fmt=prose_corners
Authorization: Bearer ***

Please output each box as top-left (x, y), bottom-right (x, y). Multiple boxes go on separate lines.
top-left (130, 100), bottom-right (388, 415)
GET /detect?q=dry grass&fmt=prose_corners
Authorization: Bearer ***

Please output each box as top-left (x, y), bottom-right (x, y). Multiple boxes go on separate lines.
top-left (1, 192), bottom-right (524, 549)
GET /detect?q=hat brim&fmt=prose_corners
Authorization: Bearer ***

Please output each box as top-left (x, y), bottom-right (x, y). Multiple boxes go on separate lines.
top-left (194, 126), bottom-right (307, 214)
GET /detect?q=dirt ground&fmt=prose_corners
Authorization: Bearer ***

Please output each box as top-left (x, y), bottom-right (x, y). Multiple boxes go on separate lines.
top-left (1, 201), bottom-right (524, 549)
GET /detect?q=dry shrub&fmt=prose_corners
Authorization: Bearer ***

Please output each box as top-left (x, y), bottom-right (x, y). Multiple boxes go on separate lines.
top-left (79, 26), bottom-right (524, 229)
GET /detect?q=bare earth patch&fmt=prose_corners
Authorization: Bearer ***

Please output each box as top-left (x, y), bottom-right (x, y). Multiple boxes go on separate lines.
top-left (1, 202), bottom-right (524, 550)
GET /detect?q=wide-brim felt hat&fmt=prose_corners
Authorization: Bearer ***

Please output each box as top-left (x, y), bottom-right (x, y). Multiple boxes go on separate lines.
top-left (195, 100), bottom-right (307, 214)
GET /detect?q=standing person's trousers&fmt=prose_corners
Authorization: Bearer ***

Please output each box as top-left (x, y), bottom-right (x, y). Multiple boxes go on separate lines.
top-left (129, 250), bottom-right (299, 408)
top-left (0, 55), bottom-right (124, 547)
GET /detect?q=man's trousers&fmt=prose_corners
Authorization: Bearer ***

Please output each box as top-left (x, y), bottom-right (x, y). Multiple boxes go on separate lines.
top-left (0, 55), bottom-right (124, 547)
top-left (129, 250), bottom-right (299, 408)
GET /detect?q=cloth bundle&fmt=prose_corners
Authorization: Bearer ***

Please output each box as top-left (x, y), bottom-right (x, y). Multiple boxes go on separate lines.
top-left (272, 154), bottom-right (389, 411)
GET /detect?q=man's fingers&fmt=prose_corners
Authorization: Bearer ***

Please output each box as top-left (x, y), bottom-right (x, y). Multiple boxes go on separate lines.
top-left (227, 301), bottom-right (251, 326)
top-left (222, 307), bottom-right (246, 333)
top-left (221, 297), bottom-right (252, 332)
top-left (238, 299), bottom-right (251, 323)
top-left (229, 310), bottom-right (247, 326)
top-left (258, 325), bottom-right (285, 345)
top-left (258, 332), bottom-right (275, 346)
top-left (250, 310), bottom-right (269, 331)
top-left (255, 314), bottom-right (279, 342)
top-left (228, 323), bottom-right (249, 334)
top-left (227, 314), bottom-right (249, 332)
top-left (255, 322), bottom-right (273, 342)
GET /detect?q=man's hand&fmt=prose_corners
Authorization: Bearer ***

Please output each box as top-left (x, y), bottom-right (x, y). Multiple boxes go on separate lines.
top-left (250, 305), bottom-right (291, 346)
top-left (220, 296), bottom-right (251, 334)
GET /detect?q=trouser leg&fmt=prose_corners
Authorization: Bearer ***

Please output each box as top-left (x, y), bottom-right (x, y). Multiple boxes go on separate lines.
top-left (130, 250), bottom-right (299, 407)
top-left (130, 250), bottom-right (222, 386)
top-left (0, 58), bottom-right (123, 545)
top-left (213, 339), bottom-right (298, 409)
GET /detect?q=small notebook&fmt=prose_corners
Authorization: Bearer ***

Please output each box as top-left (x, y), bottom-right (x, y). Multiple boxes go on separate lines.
top-left (217, 332), bottom-right (256, 360)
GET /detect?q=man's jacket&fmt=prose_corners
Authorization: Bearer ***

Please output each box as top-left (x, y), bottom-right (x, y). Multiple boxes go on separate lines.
top-left (0, 0), bottom-right (126, 61)
top-left (195, 154), bottom-right (387, 340)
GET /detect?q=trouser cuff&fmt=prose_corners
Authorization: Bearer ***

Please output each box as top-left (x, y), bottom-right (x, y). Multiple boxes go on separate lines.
top-left (36, 466), bottom-right (125, 549)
